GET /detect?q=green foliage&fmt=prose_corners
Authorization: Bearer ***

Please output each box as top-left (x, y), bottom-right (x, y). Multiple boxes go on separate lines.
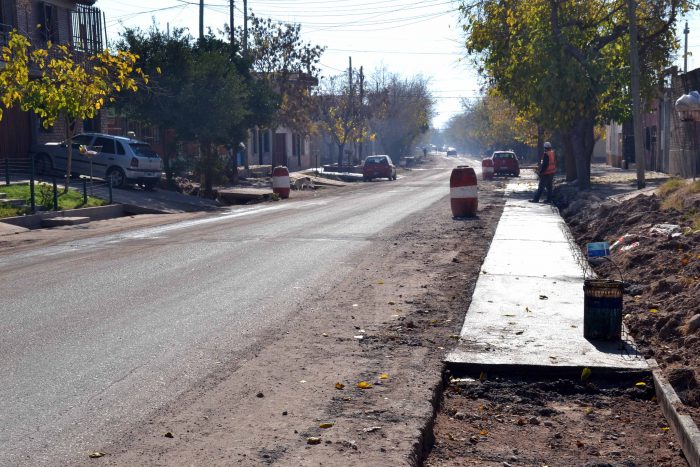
top-left (0, 31), bottom-right (146, 191)
top-left (459, 0), bottom-right (690, 186)
top-left (245, 14), bottom-right (325, 135)
top-left (445, 93), bottom-right (538, 156)
top-left (37, 182), bottom-right (54, 209)
top-left (0, 205), bottom-right (25, 218)
top-left (316, 74), bottom-right (373, 165)
top-left (0, 183), bottom-right (104, 218)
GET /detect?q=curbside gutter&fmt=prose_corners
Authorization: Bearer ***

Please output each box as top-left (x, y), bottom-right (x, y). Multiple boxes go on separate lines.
top-left (649, 358), bottom-right (700, 467)
top-left (408, 364), bottom-right (446, 466)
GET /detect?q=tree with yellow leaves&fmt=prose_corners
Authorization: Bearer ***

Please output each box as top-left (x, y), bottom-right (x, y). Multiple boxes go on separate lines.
top-left (0, 31), bottom-right (146, 191)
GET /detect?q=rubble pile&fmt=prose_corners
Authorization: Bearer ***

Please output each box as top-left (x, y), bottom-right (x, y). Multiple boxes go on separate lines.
top-left (560, 185), bottom-right (700, 410)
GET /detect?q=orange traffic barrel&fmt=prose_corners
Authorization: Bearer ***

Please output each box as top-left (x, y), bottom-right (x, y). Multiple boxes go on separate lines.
top-left (272, 166), bottom-right (290, 199)
top-left (450, 166), bottom-right (478, 217)
top-left (481, 158), bottom-right (494, 180)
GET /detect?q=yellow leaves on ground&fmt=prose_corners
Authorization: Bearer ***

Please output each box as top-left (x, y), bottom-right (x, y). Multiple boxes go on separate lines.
top-left (635, 382), bottom-right (647, 389)
top-left (334, 382), bottom-right (344, 390)
top-left (306, 437), bottom-right (321, 445)
top-left (319, 422), bottom-right (334, 429)
top-left (357, 381), bottom-right (373, 389)
top-left (379, 373), bottom-right (389, 380)
top-left (580, 367), bottom-right (591, 382)
top-left (648, 308), bottom-right (659, 313)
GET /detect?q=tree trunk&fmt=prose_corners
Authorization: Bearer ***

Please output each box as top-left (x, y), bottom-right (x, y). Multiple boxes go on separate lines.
top-left (570, 115), bottom-right (595, 191)
top-left (562, 132), bottom-right (577, 182)
top-left (337, 143), bottom-right (344, 166)
top-left (202, 141), bottom-right (215, 198)
top-left (64, 117), bottom-right (74, 193)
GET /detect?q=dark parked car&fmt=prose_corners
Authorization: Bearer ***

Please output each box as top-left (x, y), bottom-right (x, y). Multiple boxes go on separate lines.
top-left (490, 150), bottom-right (520, 177)
top-left (362, 155), bottom-right (397, 181)
top-left (446, 148), bottom-right (458, 156)
top-left (31, 133), bottom-right (163, 189)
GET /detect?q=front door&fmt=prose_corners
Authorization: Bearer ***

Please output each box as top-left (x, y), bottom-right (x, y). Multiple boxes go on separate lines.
top-left (0, 106), bottom-right (31, 160)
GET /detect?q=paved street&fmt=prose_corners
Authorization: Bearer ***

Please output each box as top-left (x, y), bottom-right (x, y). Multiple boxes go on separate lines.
top-left (0, 158), bottom-right (470, 466)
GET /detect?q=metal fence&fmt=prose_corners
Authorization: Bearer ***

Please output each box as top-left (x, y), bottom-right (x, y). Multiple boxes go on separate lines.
top-left (1, 157), bottom-right (113, 214)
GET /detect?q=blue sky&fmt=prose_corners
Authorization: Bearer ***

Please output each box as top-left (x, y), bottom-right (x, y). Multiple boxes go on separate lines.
top-left (95, 1), bottom-right (700, 129)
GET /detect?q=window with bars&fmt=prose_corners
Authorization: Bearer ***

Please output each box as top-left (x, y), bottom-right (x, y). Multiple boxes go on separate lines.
top-left (0, 0), bottom-right (15, 45)
top-left (71, 4), bottom-right (103, 53)
top-left (40, 2), bottom-right (59, 44)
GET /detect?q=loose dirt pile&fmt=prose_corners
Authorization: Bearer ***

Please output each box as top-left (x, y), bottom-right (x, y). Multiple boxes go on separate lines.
top-left (427, 375), bottom-right (686, 466)
top-left (559, 180), bottom-right (700, 417)
top-left (425, 175), bottom-right (691, 467)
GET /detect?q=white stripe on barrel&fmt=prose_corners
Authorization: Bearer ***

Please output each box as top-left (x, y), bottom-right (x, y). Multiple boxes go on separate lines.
top-left (272, 165), bottom-right (290, 199)
top-left (450, 165), bottom-right (478, 217)
top-left (481, 158), bottom-right (494, 180)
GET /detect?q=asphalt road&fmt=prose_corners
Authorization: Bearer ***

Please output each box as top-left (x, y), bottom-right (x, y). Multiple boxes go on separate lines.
top-left (0, 156), bottom-right (473, 466)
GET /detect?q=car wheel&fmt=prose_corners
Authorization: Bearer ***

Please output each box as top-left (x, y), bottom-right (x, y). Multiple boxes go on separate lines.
top-left (35, 153), bottom-right (53, 175)
top-left (143, 179), bottom-right (158, 191)
top-left (106, 167), bottom-right (126, 188)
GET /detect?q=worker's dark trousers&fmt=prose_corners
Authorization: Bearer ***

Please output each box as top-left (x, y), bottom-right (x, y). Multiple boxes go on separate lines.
top-left (532, 174), bottom-right (554, 202)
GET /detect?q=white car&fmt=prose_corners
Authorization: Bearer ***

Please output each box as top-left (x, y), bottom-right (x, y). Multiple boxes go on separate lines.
top-left (32, 133), bottom-right (162, 189)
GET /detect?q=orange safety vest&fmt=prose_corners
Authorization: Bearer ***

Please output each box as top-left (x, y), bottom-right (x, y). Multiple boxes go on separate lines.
top-left (542, 149), bottom-right (556, 175)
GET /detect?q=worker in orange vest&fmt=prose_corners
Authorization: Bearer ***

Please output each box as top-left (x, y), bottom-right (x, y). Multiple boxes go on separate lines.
top-left (530, 141), bottom-right (556, 203)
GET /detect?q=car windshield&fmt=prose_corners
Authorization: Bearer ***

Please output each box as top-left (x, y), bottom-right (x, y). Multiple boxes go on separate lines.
top-left (129, 143), bottom-right (159, 158)
top-left (365, 157), bottom-right (386, 165)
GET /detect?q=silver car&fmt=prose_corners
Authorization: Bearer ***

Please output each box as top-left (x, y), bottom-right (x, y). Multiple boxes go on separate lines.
top-left (32, 133), bottom-right (162, 189)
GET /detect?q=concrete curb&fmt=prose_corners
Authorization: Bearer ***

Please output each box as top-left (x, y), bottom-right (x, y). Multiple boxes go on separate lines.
top-left (0, 204), bottom-right (167, 230)
top-left (648, 359), bottom-right (700, 467)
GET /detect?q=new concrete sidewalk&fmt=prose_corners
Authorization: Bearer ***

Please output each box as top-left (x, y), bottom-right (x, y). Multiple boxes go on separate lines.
top-left (446, 178), bottom-right (648, 373)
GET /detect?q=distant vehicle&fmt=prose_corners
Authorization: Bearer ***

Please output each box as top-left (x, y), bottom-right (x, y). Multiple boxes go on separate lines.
top-left (32, 133), bottom-right (163, 189)
top-left (446, 148), bottom-right (458, 156)
top-left (362, 155), bottom-right (397, 181)
top-left (489, 150), bottom-right (520, 177)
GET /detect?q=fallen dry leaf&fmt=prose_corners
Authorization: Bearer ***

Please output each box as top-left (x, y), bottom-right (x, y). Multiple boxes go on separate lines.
top-left (388, 301), bottom-right (396, 305)
top-left (357, 381), bottom-right (373, 389)
top-left (88, 452), bottom-right (106, 458)
top-left (539, 295), bottom-right (549, 300)
top-left (335, 382), bottom-right (345, 390)
top-left (307, 437), bottom-right (322, 445)
top-left (319, 422), bottom-right (334, 429)
top-left (379, 373), bottom-right (389, 380)
top-left (363, 426), bottom-right (382, 433)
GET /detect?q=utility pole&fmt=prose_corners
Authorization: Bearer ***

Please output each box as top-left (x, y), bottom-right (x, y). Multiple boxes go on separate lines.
top-left (627, 0), bottom-right (645, 189)
top-left (199, 0), bottom-right (204, 40)
top-left (684, 21), bottom-right (690, 74)
top-left (359, 66), bottom-right (365, 161)
top-left (243, 0), bottom-right (248, 52)
top-left (234, 0), bottom-right (235, 48)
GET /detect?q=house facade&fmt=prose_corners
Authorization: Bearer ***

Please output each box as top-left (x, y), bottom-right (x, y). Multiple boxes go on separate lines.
top-left (245, 127), bottom-right (312, 172)
top-left (605, 66), bottom-right (700, 178)
top-left (0, 0), bottom-right (104, 160)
